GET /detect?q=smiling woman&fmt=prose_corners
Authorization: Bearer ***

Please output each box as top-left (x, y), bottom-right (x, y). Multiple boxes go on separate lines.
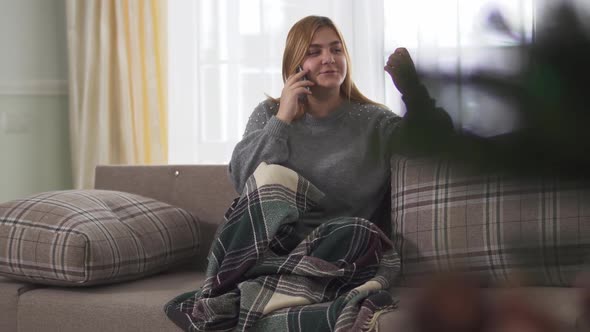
top-left (300, 31), bottom-right (347, 95)
top-left (164, 14), bottom-right (454, 331)
top-left (167, 0), bottom-right (387, 164)
top-left (227, 14), bottom-right (452, 237)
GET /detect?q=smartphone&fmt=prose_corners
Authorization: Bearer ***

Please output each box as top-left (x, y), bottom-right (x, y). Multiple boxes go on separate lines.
top-left (296, 65), bottom-right (310, 101)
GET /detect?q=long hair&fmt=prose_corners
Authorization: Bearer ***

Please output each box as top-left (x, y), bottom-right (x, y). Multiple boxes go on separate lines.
top-left (271, 16), bottom-right (379, 105)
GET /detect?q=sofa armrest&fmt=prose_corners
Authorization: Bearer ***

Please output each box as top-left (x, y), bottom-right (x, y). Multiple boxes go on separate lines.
top-left (94, 165), bottom-right (238, 270)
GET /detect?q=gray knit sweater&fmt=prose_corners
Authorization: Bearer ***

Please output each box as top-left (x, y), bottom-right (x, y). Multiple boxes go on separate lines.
top-left (228, 85), bottom-right (451, 237)
top-left (228, 97), bottom-right (412, 236)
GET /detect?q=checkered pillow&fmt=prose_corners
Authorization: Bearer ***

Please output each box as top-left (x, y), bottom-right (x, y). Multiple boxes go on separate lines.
top-left (390, 155), bottom-right (590, 286)
top-left (0, 190), bottom-right (200, 286)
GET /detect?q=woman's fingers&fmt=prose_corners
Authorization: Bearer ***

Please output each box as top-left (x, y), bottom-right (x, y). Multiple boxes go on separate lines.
top-left (285, 69), bottom-right (314, 98)
top-left (277, 69), bottom-right (314, 123)
top-left (286, 72), bottom-right (314, 99)
top-left (291, 79), bottom-right (314, 90)
top-left (286, 68), bottom-right (309, 85)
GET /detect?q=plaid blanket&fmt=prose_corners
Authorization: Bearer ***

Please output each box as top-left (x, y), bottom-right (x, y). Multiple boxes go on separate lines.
top-left (165, 163), bottom-right (400, 331)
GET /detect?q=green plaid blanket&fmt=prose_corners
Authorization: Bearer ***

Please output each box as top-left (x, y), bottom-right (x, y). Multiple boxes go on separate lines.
top-left (165, 163), bottom-right (399, 331)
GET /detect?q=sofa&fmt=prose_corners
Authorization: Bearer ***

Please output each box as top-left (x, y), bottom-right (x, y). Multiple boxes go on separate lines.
top-left (0, 160), bottom-right (587, 331)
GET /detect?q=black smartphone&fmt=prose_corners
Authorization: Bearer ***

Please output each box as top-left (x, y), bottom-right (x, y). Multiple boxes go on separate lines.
top-left (297, 66), bottom-right (310, 101)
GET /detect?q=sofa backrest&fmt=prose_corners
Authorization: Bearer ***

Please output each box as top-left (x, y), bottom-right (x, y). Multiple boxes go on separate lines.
top-left (94, 165), bottom-right (238, 269)
top-left (390, 155), bottom-right (590, 287)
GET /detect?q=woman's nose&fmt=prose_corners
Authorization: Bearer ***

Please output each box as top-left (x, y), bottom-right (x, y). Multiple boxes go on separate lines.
top-left (321, 54), bottom-right (335, 64)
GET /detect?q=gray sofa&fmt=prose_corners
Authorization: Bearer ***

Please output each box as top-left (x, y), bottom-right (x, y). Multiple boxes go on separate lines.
top-left (0, 164), bottom-right (585, 331)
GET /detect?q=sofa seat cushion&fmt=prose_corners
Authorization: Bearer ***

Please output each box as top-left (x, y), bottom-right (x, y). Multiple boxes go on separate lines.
top-left (0, 190), bottom-right (200, 286)
top-left (390, 155), bottom-right (590, 286)
top-left (377, 287), bottom-right (582, 331)
top-left (17, 270), bottom-right (206, 332)
top-left (0, 277), bottom-right (38, 332)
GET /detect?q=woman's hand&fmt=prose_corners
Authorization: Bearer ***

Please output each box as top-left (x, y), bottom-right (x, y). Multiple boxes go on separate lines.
top-left (276, 69), bottom-right (314, 124)
top-left (384, 47), bottom-right (421, 97)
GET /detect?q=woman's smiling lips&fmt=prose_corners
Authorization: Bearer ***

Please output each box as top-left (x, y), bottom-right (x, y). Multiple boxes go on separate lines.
top-left (319, 70), bottom-right (338, 75)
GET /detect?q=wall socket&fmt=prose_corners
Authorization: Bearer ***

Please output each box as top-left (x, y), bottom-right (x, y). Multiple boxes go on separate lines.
top-left (0, 110), bottom-right (31, 134)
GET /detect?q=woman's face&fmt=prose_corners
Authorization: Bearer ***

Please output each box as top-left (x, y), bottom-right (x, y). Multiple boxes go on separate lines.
top-left (301, 27), bottom-right (347, 91)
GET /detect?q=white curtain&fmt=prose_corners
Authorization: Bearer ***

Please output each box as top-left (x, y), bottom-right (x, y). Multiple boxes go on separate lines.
top-left (168, 0), bottom-right (536, 164)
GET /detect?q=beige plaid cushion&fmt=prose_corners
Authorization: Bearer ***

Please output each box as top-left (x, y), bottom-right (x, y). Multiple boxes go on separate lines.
top-left (390, 155), bottom-right (590, 286)
top-left (0, 190), bottom-right (200, 286)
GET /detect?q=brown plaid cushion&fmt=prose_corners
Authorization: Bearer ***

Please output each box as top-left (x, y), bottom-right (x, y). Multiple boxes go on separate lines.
top-left (390, 155), bottom-right (590, 286)
top-left (0, 190), bottom-right (200, 286)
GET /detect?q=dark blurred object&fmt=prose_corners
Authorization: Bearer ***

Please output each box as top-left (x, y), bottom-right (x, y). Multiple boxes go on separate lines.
top-left (418, 3), bottom-right (590, 180)
top-left (484, 7), bottom-right (521, 41)
top-left (488, 294), bottom-right (559, 332)
top-left (411, 273), bottom-right (488, 332)
top-left (410, 273), bottom-right (562, 332)
top-left (402, 7), bottom-right (589, 331)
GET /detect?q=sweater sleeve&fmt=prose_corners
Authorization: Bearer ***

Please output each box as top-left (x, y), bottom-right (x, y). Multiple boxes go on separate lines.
top-left (228, 101), bottom-right (290, 193)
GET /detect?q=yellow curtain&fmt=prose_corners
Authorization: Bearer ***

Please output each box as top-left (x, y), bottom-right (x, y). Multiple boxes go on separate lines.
top-left (66, 0), bottom-right (167, 189)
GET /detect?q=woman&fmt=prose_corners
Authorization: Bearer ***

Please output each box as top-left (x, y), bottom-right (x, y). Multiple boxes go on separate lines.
top-left (165, 16), bottom-right (453, 332)
top-left (229, 15), bottom-right (451, 239)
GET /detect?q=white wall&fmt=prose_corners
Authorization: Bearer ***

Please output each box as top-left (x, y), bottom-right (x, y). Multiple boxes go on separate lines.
top-left (0, 0), bottom-right (71, 202)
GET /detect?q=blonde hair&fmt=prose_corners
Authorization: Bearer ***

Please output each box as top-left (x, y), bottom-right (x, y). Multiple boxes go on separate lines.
top-left (270, 16), bottom-right (379, 106)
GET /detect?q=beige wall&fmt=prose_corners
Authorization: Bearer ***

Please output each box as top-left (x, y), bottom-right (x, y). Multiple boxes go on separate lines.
top-left (0, 0), bottom-right (71, 202)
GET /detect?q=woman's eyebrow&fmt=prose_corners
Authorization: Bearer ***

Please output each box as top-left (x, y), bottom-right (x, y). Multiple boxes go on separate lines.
top-left (308, 41), bottom-right (342, 48)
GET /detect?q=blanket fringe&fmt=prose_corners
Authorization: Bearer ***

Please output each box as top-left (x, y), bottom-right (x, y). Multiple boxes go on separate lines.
top-left (366, 304), bottom-right (398, 332)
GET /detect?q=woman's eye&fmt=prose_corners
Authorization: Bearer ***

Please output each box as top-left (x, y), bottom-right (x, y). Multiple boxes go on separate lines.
top-left (332, 48), bottom-right (342, 54)
top-left (308, 51), bottom-right (320, 56)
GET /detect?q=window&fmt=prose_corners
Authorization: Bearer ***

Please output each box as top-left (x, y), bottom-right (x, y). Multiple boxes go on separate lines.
top-left (168, 0), bottom-right (536, 164)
